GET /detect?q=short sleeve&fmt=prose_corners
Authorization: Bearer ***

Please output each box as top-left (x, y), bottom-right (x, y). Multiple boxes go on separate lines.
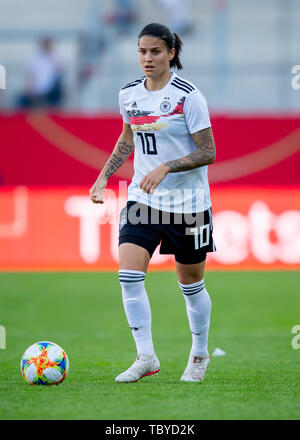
top-left (119, 91), bottom-right (130, 124)
top-left (184, 90), bottom-right (211, 134)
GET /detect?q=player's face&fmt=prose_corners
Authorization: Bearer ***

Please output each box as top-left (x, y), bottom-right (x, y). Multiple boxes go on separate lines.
top-left (138, 36), bottom-right (175, 79)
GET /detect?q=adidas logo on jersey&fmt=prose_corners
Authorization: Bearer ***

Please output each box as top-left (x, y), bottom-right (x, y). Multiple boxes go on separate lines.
top-left (131, 101), bottom-right (137, 108)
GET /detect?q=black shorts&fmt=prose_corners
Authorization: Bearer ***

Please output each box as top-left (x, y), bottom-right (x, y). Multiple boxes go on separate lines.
top-left (118, 201), bottom-right (216, 265)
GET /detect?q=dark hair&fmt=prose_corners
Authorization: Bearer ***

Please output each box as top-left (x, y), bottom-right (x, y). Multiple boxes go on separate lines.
top-left (138, 23), bottom-right (183, 70)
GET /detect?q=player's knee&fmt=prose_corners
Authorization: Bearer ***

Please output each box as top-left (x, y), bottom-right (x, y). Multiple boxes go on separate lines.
top-left (176, 260), bottom-right (206, 284)
top-left (119, 243), bottom-right (150, 272)
top-left (177, 269), bottom-right (205, 285)
top-left (178, 276), bottom-right (204, 285)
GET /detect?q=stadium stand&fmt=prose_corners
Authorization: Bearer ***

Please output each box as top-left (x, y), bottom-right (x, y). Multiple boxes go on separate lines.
top-left (0, 0), bottom-right (299, 111)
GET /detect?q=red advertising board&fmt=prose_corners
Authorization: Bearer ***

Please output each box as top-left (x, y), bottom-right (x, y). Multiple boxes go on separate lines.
top-left (0, 113), bottom-right (299, 186)
top-left (0, 186), bottom-right (299, 271)
top-left (1, 113), bottom-right (299, 270)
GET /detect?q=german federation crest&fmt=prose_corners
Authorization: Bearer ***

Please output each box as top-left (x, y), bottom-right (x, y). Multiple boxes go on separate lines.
top-left (160, 100), bottom-right (171, 113)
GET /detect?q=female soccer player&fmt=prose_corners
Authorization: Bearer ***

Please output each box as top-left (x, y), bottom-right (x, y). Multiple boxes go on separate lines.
top-left (90, 23), bottom-right (216, 383)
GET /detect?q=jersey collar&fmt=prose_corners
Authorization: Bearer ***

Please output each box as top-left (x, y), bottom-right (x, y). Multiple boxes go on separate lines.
top-left (142, 71), bottom-right (176, 94)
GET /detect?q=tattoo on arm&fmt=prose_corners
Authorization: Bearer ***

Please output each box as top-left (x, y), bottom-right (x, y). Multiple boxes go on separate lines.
top-left (117, 141), bottom-right (134, 155)
top-left (105, 140), bottom-right (134, 179)
top-left (165, 127), bottom-right (216, 173)
top-left (105, 154), bottom-right (124, 179)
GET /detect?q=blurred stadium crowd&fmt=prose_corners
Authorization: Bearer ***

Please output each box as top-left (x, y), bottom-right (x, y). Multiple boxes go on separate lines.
top-left (0, 0), bottom-right (299, 112)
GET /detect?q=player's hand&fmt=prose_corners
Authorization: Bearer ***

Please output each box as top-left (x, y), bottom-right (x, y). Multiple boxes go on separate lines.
top-left (89, 176), bottom-right (107, 203)
top-left (139, 164), bottom-right (169, 195)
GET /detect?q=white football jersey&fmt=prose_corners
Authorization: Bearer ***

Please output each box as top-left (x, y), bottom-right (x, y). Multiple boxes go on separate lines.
top-left (119, 71), bottom-right (212, 213)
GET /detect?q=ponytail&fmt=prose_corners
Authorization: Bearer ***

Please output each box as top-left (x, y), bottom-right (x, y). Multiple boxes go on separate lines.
top-left (170, 32), bottom-right (183, 70)
top-left (138, 23), bottom-right (183, 70)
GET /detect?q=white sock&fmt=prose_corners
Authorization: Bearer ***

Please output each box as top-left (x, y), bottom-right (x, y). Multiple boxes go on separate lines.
top-left (118, 270), bottom-right (154, 356)
top-left (178, 279), bottom-right (211, 358)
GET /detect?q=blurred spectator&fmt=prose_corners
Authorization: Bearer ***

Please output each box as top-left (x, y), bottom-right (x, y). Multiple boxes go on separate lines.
top-left (156, 0), bottom-right (193, 35)
top-left (78, 1), bottom-right (105, 87)
top-left (17, 38), bottom-right (64, 109)
top-left (105, 0), bottom-right (136, 34)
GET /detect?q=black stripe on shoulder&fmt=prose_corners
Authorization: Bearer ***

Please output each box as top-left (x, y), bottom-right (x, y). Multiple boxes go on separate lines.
top-left (171, 81), bottom-right (193, 94)
top-left (122, 78), bottom-right (144, 88)
top-left (121, 77), bottom-right (145, 90)
top-left (173, 77), bottom-right (195, 91)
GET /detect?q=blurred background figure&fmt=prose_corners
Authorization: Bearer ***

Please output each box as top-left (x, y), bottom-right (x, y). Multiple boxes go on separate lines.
top-left (17, 37), bottom-right (64, 109)
top-left (105, 0), bottom-right (137, 34)
top-left (77, 1), bottom-right (106, 109)
top-left (155, 0), bottom-right (193, 35)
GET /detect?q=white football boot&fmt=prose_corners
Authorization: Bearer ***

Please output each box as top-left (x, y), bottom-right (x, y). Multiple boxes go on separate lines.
top-left (115, 353), bottom-right (160, 383)
top-left (180, 354), bottom-right (210, 382)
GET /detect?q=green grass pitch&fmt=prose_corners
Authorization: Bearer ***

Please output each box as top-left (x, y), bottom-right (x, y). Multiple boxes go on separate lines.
top-left (0, 271), bottom-right (299, 420)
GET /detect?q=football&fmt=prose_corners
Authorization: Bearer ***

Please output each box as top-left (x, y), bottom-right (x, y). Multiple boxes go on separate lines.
top-left (20, 341), bottom-right (69, 385)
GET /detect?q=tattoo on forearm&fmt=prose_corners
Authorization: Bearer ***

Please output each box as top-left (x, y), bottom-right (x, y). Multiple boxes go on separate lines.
top-left (105, 154), bottom-right (124, 178)
top-left (165, 127), bottom-right (215, 173)
top-left (105, 140), bottom-right (134, 178)
top-left (117, 141), bottom-right (134, 155)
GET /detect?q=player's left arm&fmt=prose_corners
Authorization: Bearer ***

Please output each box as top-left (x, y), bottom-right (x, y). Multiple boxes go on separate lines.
top-left (139, 127), bottom-right (216, 194)
top-left (164, 126), bottom-right (216, 172)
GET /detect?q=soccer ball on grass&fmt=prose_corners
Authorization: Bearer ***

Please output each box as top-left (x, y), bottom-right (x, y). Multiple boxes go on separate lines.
top-left (20, 341), bottom-right (69, 385)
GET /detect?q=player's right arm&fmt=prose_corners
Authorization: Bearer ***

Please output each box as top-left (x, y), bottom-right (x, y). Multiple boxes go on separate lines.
top-left (89, 122), bottom-right (134, 204)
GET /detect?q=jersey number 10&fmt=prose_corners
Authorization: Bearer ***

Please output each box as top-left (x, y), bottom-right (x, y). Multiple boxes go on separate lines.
top-left (137, 132), bottom-right (157, 155)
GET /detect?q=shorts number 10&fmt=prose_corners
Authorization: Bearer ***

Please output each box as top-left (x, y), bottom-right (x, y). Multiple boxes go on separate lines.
top-left (190, 225), bottom-right (210, 250)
